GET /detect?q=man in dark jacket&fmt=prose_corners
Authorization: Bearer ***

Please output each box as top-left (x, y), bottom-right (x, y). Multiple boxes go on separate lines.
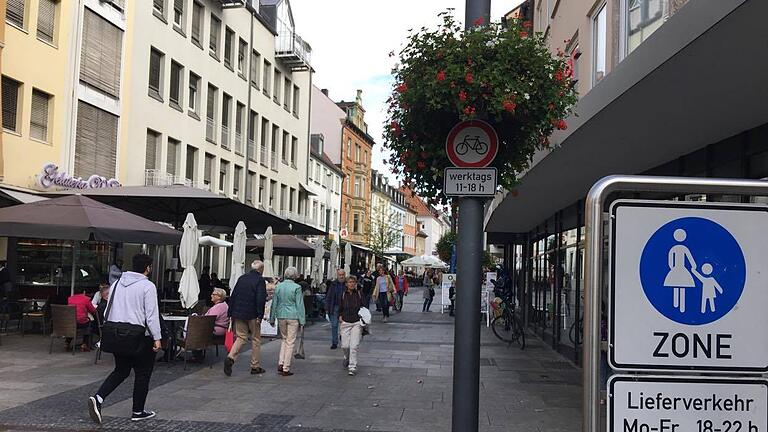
top-left (325, 269), bottom-right (346, 349)
top-left (224, 260), bottom-right (267, 376)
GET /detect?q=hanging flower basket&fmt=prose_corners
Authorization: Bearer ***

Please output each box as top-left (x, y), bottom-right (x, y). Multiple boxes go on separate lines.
top-left (384, 12), bottom-right (578, 205)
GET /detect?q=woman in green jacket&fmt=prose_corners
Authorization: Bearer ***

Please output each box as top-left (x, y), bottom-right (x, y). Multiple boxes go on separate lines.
top-left (269, 266), bottom-right (305, 376)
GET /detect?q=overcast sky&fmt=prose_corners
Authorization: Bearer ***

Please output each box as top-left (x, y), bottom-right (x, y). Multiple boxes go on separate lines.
top-left (291, 0), bottom-right (524, 184)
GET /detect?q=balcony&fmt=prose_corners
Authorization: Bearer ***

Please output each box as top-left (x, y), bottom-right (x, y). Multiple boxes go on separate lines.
top-left (275, 29), bottom-right (311, 72)
top-left (221, 125), bottom-right (230, 149)
top-left (351, 197), bottom-right (366, 210)
top-left (234, 131), bottom-right (243, 155)
top-left (247, 139), bottom-right (256, 161)
top-left (216, 0), bottom-right (245, 8)
top-left (353, 161), bottom-right (367, 175)
top-left (260, 145), bottom-right (268, 167)
top-left (144, 170), bottom-right (210, 191)
top-left (205, 118), bottom-right (216, 143)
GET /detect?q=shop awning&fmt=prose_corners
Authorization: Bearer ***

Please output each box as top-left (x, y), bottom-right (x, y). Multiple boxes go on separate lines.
top-left (246, 234), bottom-right (319, 257)
top-left (0, 187), bottom-right (47, 208)
top-left (45, 185), bottom-right (324, 235)
top-left (485, 0), bottom-right (768, 235)
top-left (0, 195), bottom-right (180, 244)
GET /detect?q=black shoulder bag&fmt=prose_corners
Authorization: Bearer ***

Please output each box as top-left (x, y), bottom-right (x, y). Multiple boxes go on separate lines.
top-left (100, 277), bottom-right (148, 356)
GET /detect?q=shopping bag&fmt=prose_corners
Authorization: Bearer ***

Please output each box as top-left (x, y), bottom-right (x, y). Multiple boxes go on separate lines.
top-left (224, 323), bottom-right (235, 353)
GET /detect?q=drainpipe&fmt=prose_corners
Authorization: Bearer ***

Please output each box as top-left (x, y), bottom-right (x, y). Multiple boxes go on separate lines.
top-left (244, 5), bottom-right (255, 189)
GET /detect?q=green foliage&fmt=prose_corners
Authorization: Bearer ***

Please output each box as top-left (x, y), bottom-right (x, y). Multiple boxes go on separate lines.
top-left (384, 12), bottom-right (578, 204)
top-left (482, 250), bottom-right (496, 269)
top-left (436, 231), bottom-right (456, 263)
top-left (366, 204), bottom-right (403, 257)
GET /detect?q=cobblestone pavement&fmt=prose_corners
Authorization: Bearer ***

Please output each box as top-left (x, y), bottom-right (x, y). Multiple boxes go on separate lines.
top-left (0, 287), bottom-right (581, 431)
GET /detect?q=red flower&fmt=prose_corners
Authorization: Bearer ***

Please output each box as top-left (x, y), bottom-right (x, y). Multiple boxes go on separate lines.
top-left (458, 90), bottom-right (467, 102)
top-left (519, 31), bottom-right (528, 38)
top-left (396, 82), bottom-right (408, 93)
top-left (465, 72), bottom-right (474, 84)
top-left (554, 70), bottom-right (564, 82)
top-left (417, 161), bottom-right (426, 169)
top-left (555, 119), bottom-right (568, 130)
top-left (463, 106), bottom-right (476, 116)
top-left (390, 121), bottom-right (401, 136)
top-left (502, 101), bottom-right (516, 112)
top-left (472, 16), bottom-right (485, 26)
top-left (436, 70), bottom-right (446, 82)
top-left (522, 21), bottom-right (533, 29)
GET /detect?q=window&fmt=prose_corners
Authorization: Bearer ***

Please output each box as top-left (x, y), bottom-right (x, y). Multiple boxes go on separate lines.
top-left (346, 139), bottom-right (352, 158)
top-left (2, 77), bottom-right (21, 132)
top-left (280, 185), bottom-right (287, 210)
top-left (271, 125), bottom-right (279, 169)
top-left (246, 171), bottom-right (256, 204)
top-left (315, 162), bottom-right (321, 183)
top-left (289, 188), bottom-right (295, 212)
top-left (221, 93), bottom-right (232, 149)
top-left (219, 159), bottom-right (229, 193)
top-left (290, 136), bottom-right (298, 167)
top-left (259, 175), bottom-right (267, 206)
top-left (312, 201), bottom-right (318, 223)
top-left (153, 0), bottom-right (165, 19)
top-left (353, 213), bottom-right (360, 233)
top-left (205, 84), bottom-right (217, 142)
top-left (148, 48), bottom-right (164, 100)
top-left (188, 72), bottom-right (200, 114)
top-left (283, 79), bottom-right (291, 112)
top-left (260, 117), bottom-right (269, 166)
top-left (269, 180), bottom-right (277, 208)
top-left (361, 178), bottom-right (366, 196)
top-left (354, 178), bottom-right (360, 198)
top-left (625, 0), bottom-right (666, 56)
top-left (224, 27), bottom-right (234, 69)
top-left (281, 131), bottom-right (289, 163)
top-left (345, 176), bottom-right (350, 195)
top-left (262, 60), bottom-right (272, 97)
top-left (6, 0), bottom-right (25, 28)
top-left (273, 68), bottom-right (281, 104)
top-left (37, 0), bottom-right (57, 45)
top-left (250, 50), bottom-right (261, 88)
top-left (80, 9), bottom-right (123, 97)
top-left (145, 129), bottom-right (160, 171)
top-left (237, 38), bottom-right (247, 76)
top-left (235, 102), bottom-right (244, 154)
top-left (247, 110), bottom-right (257, 161)
top-left (333, 210), bottom-right (339, 230)
top-left (74, 101), bottom-right (118, 178)
top-left (172, 0), bottom-right (184, 29)
top-left (320, 204), bottom-right (325, 226)
top-left (592, 4), bottom-right (607, 86)
top-left (203, 153), bottom-right (213, 186)
top-left (30, 89), bottom-right (52, 142)
top-left (292, 85), bottom-right (300, 117)
top-left (355, 145), bottom-right (360, 163)
top-left (567, 42), bottom-right (580, 90)
top-left (209, 14), bottom-right (221, 58)
top-left (191, 2), bottom-right (203, 47)
top-left (185, 145), bottom-right (198, 182)
top-left (169, 60), bottom-right (183, 108)
top-left (233, 165), bottom-right (242, 199)
top-left (167, 138), bottom-right (180, 176)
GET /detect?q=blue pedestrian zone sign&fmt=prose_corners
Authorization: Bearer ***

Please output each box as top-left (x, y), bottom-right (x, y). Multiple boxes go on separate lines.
top-left (610, 200), bottom-right (768, 372)
top-left (639, 217), bottom-right (746, 325)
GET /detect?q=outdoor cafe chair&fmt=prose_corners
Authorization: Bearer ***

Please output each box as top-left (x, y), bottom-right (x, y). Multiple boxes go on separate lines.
top-left (22, 298), bottom-right (50, 336)
top-left (93, 315), bottom-right (103, 365)
top-left (178, 315), bottom-right (215, 370)
top-left (49, 305), bottom-right (89, 355)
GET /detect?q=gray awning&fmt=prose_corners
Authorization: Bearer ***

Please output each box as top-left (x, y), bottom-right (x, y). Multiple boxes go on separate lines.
top-left (485, 0), bottom-right (768, 235)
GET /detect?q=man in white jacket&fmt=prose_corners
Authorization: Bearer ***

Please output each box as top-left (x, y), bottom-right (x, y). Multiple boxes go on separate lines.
top-left (87, 254), bottom-right (162, 424)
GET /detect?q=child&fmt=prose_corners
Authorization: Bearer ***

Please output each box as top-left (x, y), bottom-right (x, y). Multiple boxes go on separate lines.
top-left (692, 263), bottom-right (723, 314)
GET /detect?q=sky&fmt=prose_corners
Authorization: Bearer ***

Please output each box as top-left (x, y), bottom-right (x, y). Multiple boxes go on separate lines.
top-left (290, 0), bottom-right (524, 185)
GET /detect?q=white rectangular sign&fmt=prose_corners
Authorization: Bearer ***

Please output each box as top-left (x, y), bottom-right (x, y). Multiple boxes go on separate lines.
top-left (443, 168), bottom-right (497, 197)
top-left (609, 376), bottom-right (768, 432)
top-left (441, 273), bottom-right (455, 313)
top-left (610, 200), bottom-right (768, 372)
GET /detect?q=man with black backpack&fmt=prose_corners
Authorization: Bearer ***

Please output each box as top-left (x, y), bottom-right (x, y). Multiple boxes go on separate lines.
top-left (87, 254), bottom-right (162, 424)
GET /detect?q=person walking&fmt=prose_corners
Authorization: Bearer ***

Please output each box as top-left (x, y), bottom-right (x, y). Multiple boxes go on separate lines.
top-left (325, 269), bottom-right (346, 349)
top-left (224, 260), bottom-right (267, 376)
top-left (394, 270), bottom-right (409, 312)
top-left (87, 254), bottom-right (162, 424)
top-left (339, 275), bottom-right (364, 376)
top-left (422, 283), bottom-right (435, 312)
top-left (269, 266), bottom-right (305, 376)
top-left (360, 270), bottom-right (374, 310)
top-left (376, 267), bottom-right (395, 322)
top-left (108, 259), bottom-right (123, 285)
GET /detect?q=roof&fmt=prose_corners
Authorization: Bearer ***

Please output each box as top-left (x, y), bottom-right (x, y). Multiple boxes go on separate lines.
top-left (417, 230), bottom-right (429, 238)
top-left (311, 150), bottom-right (345, 176)
top-left (402, 186), bottom-right (436, 218)
top-left (343, 119), bottom-right (376, 147)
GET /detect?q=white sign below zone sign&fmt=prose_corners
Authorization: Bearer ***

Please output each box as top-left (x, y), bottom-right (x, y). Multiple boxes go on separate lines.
top-left (609, 376), bottom-right (768, 432)
top-left (610, 200), bottom-right (768, 372)
top-left (443, 167), bottom-right (497, 197)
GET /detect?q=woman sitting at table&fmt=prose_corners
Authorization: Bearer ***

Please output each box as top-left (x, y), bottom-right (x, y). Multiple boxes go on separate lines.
top-left (177, 288), bottom-right (229, 361)
top-left (67, 287), bottom-right (98, 352)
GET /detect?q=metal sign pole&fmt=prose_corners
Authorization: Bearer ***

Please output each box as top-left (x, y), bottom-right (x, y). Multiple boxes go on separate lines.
top-left (451, 3), bottom-right (490, 432)
top-left (583, 174), bottom-right (768, 432)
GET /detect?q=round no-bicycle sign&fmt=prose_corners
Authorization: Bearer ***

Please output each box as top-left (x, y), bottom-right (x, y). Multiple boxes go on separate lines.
top-left (445, 120), bottom-right (499, 168)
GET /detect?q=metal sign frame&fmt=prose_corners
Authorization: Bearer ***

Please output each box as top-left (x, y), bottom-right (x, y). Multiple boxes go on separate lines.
top-left (443, 167), bottom-right (498, 197)
top-left (583, 175), bottom-right (768, 432)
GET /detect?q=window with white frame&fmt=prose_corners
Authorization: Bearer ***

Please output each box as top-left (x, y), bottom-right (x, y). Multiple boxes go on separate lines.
top-left (191, 2), bottom-right (203, 47)
top-left (188, 72), bottom-right (200, 115)
top-left (30, 89), bottom-right (52, 142)
top-left (209, 14), bottom-right (221, 58)
top-left (6, 0), bottom-right (26, 29)
top-left (172, 0), bottom-right (184, 30)
top-left (148, 47), bottom-right (164, 100)
top-left (251, 50), bottom-right (261, 88)
top-left (37, 0), bottom-right (58, 45)
top-left (145, 129), bottom-right (160, 171)
top-left (167, 137), bottom-right (180, 176)
top-left (169, 60), bottom-right (183, 108)
top-left (625, 0), bottom-right (667, 56)
top-left (592, 4), bottom-right (607, 86)
top-left (237, 38), bottom-right (247, 77)
top-left (80, 9), bottom-right (123, 98)
top-left (224, 27), bottom-right (234, 69)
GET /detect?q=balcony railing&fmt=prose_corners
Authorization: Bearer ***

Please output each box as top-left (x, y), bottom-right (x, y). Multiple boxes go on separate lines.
top-left (270, 153), bottom-right (278, 171)
top-left (275, 24), bottom-right (311, 71)
top-left (221, 125), bottom-right (230, 149)
top-left (234, 131), bottom-right (243, 155)
top-left (206, 118), bottom-right (216, 143)
top-left (144, 169), bottom-right (210, 191)
top-left (247, 139), bottom-right (256, 161)
top-left (260, 145), bottom-right (268, 167)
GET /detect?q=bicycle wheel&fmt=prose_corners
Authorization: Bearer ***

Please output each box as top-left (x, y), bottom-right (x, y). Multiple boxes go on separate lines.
top-left (456, 142), bottom-right (469, 155)
top-left (511, 314), bottom-right (525, 350)
top-left (568, 321), bottom-right (577, 345)
top-left (491, 315), bottom-right (515, 343)
top-left (476, 141), bottom-right (488, 155)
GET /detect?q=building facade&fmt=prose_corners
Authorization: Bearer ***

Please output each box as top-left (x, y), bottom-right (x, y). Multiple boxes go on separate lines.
top-left (306, 134), bottom-right (342, 239)
top-left (402, 203), bottom-right (417, 256)
top-left (403, 185), bottom-right (448, 256)
top-left (336, 90), bottom-right (373, 245)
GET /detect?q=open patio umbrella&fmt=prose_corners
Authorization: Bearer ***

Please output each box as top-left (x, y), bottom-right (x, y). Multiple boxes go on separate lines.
top-left (178, 213), bottom-right (200, 308)
top-left (312, 240), bottom-right (324, 288)
top-left (344, 242), bottom-right (352, 275)
top-left (246, 235), bottom-right (317, 257)
top-left (329, 241), bottom-right (338, 280)
top-left (401, 254), bottom-right (449, 268)
top-left (262, 226), bottom-right (275, 278)
top-left (229, 221), bottom-right (247, 292)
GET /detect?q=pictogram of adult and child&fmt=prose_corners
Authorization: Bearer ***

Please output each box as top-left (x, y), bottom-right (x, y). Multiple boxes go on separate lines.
top-left (663, 228), bottom-right (723, 314)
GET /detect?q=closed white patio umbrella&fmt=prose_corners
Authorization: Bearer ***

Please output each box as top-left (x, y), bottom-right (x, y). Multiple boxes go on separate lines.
top-left (178, 213), bottom-right (200, 308)
top-left (343, 242), bottom-right (352, 275)
top-left (229, 221), bottom-right (247, 292)
top-left (312, 239), bottom-right (324, 288)
top-left (262, 226), bottom-right (275, 278)
top-left (329, 241), bottom-right (338, 280)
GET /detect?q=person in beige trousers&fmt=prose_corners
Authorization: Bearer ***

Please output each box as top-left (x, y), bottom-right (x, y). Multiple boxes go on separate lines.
top-left (340, 275), bottom-right (364, 376)
top-left (224, 261), bottom-right (267, 376)
top-left (269, 266), bottom-right (306, 376)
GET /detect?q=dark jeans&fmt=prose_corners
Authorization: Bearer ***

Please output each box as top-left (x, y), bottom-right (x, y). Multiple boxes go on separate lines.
top-left (423, 298), bottom-right (433, 312)
top-left (397, 292), bottom-right (405, 311)
top-left (362, 291), bottom-right (372, 310)
top-left (96, 337), bottom-right (155, 413)
top-left (66, 322), bottom-right (91, 346)
top-left (329, 305), bottom-right (340, 345)
top-left (378, 292), bottom-right (390, 318)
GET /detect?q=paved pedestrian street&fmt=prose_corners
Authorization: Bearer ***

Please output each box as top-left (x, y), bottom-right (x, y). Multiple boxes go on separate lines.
top-left (0, 288), bottom-right (581, 431)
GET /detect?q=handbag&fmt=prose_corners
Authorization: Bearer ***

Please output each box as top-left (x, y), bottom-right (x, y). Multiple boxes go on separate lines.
top-left (100, 277), bottom-right (149, 357)
top-left (224, 322), bottom-right (235, 353)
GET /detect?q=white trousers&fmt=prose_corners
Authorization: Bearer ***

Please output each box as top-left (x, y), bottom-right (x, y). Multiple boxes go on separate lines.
top-left (278, 319), bottom-right (299, 371)
top-left (340, 320), bottom-right (363, 370)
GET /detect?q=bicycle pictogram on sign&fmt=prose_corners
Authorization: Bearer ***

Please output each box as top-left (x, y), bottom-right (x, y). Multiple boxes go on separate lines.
top-left (445, 120), bottom-right (498, 168)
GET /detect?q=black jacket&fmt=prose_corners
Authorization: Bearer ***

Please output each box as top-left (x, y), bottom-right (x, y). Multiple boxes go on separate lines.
top-left (228, 270), bottom-right (267, 320)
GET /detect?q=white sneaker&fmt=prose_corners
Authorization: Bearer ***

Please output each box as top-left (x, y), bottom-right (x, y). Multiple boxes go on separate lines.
top-left (348, 369), bottom-right (356, 376)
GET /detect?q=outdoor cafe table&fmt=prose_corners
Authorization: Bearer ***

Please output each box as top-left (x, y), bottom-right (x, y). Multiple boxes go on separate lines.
top-left (161, 314), bottom-right (187, 363)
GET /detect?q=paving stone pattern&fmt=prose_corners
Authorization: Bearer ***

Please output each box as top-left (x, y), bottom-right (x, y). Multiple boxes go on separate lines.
top-left (0, 287), bottom-right (581, 431)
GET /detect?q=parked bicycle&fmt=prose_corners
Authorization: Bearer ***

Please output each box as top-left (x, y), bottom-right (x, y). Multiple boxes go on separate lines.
top-left (455, 135), bottom-right (488, 156)
top-left (489, 280), bottom-right (525, 349)
top-left (568, 318), bottom-right (583, 346)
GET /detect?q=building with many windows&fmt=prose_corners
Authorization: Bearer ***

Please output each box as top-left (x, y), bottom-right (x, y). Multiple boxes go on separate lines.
top-left (306, 133), bottom-right (342, 239)
top-left (402, 185), bottom-right (449, 257)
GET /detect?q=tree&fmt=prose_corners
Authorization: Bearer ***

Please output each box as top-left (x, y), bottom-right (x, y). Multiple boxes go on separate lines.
top-left (366, 203), bottom-right (402, 258)
top-left (436, 231), bottom-right (456, 263)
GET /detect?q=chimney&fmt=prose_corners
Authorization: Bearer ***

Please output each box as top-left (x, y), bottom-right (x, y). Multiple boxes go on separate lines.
top-left (321, 88), bottom-right (329, 96)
